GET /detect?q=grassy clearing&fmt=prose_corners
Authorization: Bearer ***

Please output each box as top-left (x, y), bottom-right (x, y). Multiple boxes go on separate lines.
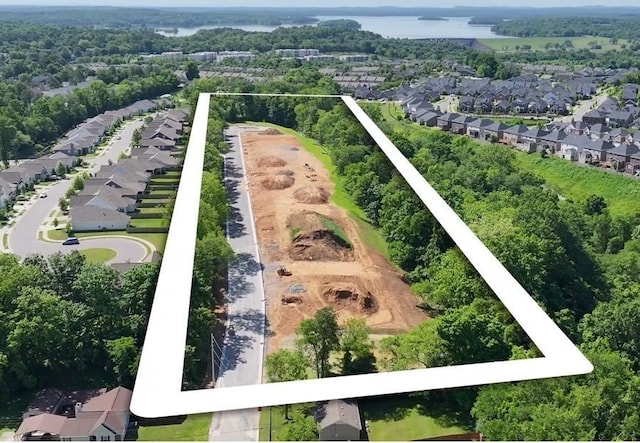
top-left (129, 218), bottom-right (169, 228)
top-left (48, 228), bottom-right (68, 241)
top-left (80, 248), bottom-right (117, 263)
top-left (488, 116), bottom-right (551, 126)
top-left (258, 404), bottom-right (312, 441)
top-left (165, 170), bottom-right (182, 177)
top-left (150, 177), bottom-right (181, 184)
top-left (138, 414), bottom-right (210, 441)
top-left (360, 395), bottom-right (472, 441)
top-left (479, 36), bottom-right (629, 52)
top-left (149, 190), bottom-right (174, 196)
top-left (138, 207), bottom-right (165, 214)
top-left (513, 151), bottom-right (640, 216)
top-left (74, 231), bottom-right (167, 253)
top-left (2, 233), bottom-right (8, 249)
top-left (249, 122), bottom-right (388, 258)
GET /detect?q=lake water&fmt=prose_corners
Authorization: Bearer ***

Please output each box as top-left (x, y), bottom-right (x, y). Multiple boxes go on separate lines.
top-left (156, 16), bottom-right (509, 39)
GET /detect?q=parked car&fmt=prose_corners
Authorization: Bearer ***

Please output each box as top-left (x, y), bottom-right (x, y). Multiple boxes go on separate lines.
top-left (39, 192), bottom-right (47, 198)
top-left (62, 237), bottom-right (79, 245)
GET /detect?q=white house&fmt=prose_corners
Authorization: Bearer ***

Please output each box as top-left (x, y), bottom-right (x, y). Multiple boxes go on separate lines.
top-left (69, 206), bottom-right (130, 231)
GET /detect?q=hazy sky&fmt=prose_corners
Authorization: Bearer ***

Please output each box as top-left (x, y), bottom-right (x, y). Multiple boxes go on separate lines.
top-left (0, 0), bottom-right (638, 7)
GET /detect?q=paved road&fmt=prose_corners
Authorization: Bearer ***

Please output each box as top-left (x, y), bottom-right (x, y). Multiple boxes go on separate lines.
top-left (209, 125), bottom-right (266, 441)
top-left (559, 90), bottom-right (610, 123)
top-left (7, 118), bottom-right (150, 264)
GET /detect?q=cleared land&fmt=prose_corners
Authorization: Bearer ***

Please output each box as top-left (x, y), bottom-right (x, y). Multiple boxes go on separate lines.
top-left (239, 126), bottom-right (427, 352)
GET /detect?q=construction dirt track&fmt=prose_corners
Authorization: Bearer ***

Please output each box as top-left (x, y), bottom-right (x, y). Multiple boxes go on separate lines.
top-left (238, 126), bottom-right (428, 352)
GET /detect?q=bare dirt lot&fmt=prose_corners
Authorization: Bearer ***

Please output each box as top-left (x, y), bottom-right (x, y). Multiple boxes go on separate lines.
top-left (239, 125), bottom-right (428, 352)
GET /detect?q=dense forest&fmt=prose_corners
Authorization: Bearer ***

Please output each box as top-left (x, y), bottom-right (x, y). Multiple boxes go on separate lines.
top-left (2, 6), bottom-right (640, 27)
top-left (184, 71), bottom-right (640, 440)
top-left (492, 16), bottom-right (640, 41)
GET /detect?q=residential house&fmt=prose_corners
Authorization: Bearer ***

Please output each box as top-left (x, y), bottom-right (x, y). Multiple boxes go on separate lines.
top-left (586, 123), bottom-right (611, 140)
top-left (70, 206), bottom-right (131, 231)
top-left (72, 187), bottom-right (137, 213)
top-left (503, 125), bottom-right (530, 146)
top-left (511, 98), bottom-right (529, 114)
top-left (315, 399), bottom-right (363, 441)
top-left (466, 118), bottom-right (494, 139)
top-left (629, 150), bottom-right (640, 175)
top-left (493, 100), bottom-right (511, 114)
top-left (527, 99), bottom-right (548, 114)
top-left (581, 139), bottom-right (614, 164)
top-left (483, 122), bottom-right (509, 142)
top-left (583, 109), bottom-right (607, 125)
top-left (436, 113), bottom-right (460, 132)
top-left (139, 138), bottom-right (176, 150)
top-left (15, 386), bottom-right (133, 441)
top-left (519, 127), bottom-right (550, 153)
top-left (621, 83), bottom-right (639, 106)
top-left (458, 96), bottom-right (475, 112)
top-left (566, 121), bottom-right (590, 135)
top-left (609, 128), bottom-right (633, 145)
top-left (48, 152), bottom-right (77, 169)
top-left (539, 130), bottom-right (567, 153)
top-left (450, 115), bottom-right (475, 135)
top-left (607, 142), bottom-right (640, 171)
top-left (0, 177), bottom-right (17, 206)
top-left (416, 110), bottom-right (441, 127)
top-left (607, 110), bottom-right (634, 128)
top-left (559, 134), bottom-right (591, 161)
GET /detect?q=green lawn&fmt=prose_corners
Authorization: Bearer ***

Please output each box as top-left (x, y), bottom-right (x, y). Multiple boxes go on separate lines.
top-left (479, 36), bottom-right (629, 52)
top-left (138, 207), bottom-right (166, 214)
top-left (150, 177), bottom-right (181, 184)
top-left (360, 395), bottom-right (473, 441)
top-left (138, 414), bottom-right (210, 441)
top-left (80, 248), bottom-right (117, 263)
top-left (488, 116), bottom-right (551, 126)
top-left (149, 190), bottom-right (174, 196)
top-left (248, 122), bottom-right (388, 258)
top-left (165, 171), bottom-right (182, 177)
top-left (513, 151), bottom-right (640, 216)
top-left (2, 233), bottom-right (8, 249)
top-left (74, 231), bottom-right (167, 253)
top-left (48, 228), bottom-right (68, 241)
top-left (129, 218), bottom-right (169, 228)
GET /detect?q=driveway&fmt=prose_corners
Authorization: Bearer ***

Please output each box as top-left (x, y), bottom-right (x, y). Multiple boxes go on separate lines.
top-left (6, 118), bottom-right (151, 264)
top-left (209, 125), bottom-right (266, 441)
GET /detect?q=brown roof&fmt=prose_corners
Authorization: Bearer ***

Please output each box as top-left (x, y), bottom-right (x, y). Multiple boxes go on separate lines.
top-left (16, 413), bottom-right (67, 436)
top-left (316, 399), bottom-right (362, 430)
top-left (83, 386), bottom-right (132, 412)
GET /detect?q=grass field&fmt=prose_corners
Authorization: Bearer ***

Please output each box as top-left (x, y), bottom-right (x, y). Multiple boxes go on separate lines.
top-left (138, 414), bottom-right (210, 441)
top-left (129, 218), bottom-right (169, 228)
top-left (360, 395), bottom-right (472, 441)
top-left (138, 207), bottom-right (166, 214)
top-left (2, 233), bottom-right (8, 249)
top-left (48, 228), bottom-right (68, 241)
top-left (513, 151), bottom-right (640, 216)
top-left (80, 248), bottom-right (117, 263)
top-left (74, 231), bottom-right (167, 253)
top-left (479, 36), bottom-right (628, 53)
top-left (249, 122), bottom-right (389, 258)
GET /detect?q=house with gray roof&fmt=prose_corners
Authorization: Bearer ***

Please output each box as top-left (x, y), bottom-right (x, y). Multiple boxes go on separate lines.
top-left (483, 121), bottom-right (509, 142)
top-left (436, 113), bottom-right (460, 132)
top-left (466, 118), bottom-right (494, 139)
top-left (609, 128), bottom-right (633, 145)
top-left (503, 125), bottom-right (530, 146)
top-left (70, 206), bottom-right (131, 232)
top-left (559, 134), bottom-right (592, 161)
top-left (582, 139), bottom-right (615, 164)
top-left (607, 142), bottom-right (640, 171)
top-left (540, 130), bottom-right (568, 153)
top-left (586, 123), bottom-right (611, 140)
top-left (314, 399), bottom-right (362, 441)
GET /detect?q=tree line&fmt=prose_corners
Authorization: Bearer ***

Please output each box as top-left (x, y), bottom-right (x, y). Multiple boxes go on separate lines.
top-left (492, 16), bottom-right (640, 41)
top-left (184, 72), bottom-right (640, 440)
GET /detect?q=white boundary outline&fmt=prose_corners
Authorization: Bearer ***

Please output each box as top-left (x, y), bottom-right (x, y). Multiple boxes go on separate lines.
top-left (130, 92), bottom-right (593, 418)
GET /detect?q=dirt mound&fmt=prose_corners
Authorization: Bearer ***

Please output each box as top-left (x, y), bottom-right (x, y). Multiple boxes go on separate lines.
top-left (293, 186), bottom-right (330, 204)
top-left (259, 128), bottom-right (282, 135)
top-left (286, 211), bottom-right (354, 262)
top-left (261, 170), bottom-right (295, 190)
top-left (322, 286), bottom-right (379, 314)
top-left (257, 156), bottom-right (287, 168)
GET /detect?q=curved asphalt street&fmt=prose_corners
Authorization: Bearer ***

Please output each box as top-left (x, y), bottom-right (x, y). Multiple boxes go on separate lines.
top-left (7, 118), bottom-right (151, 264)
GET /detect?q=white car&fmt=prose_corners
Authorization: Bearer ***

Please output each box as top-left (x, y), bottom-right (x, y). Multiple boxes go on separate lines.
top-left (39, 192), bottom-right (47, 198)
